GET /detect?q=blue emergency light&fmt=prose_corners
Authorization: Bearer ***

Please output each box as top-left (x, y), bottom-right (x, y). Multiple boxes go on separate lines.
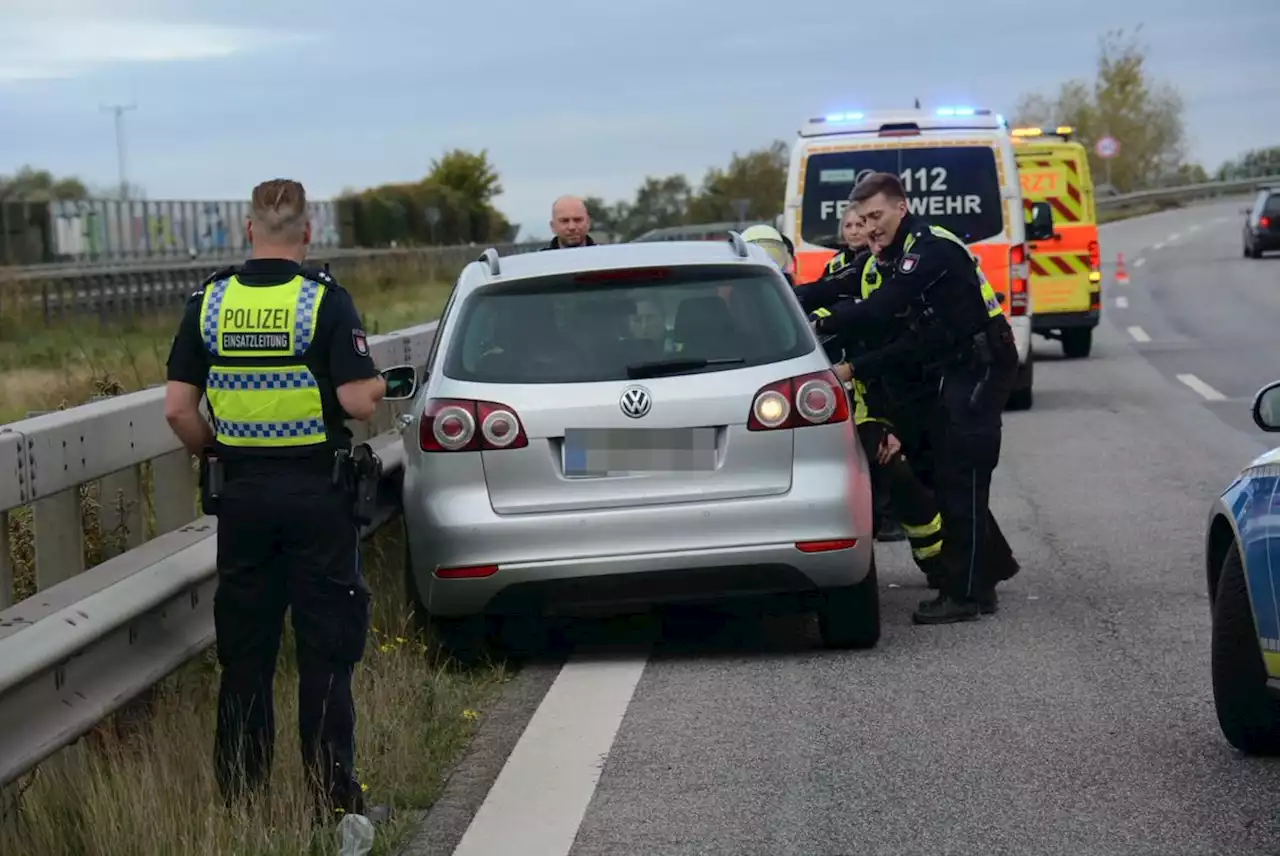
top-left (824, 111), bottom-right (865, 122)
top-left (935, 106), bottom-right (976, 117)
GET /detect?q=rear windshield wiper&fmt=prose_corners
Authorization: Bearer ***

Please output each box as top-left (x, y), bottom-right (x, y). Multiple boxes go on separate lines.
top-left (625, 357), bottom-right (745, 379)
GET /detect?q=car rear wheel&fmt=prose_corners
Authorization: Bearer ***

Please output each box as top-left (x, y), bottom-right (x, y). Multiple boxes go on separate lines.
top-left (428, 616), bottom-right (492, 668)
top-left (403, 523), bottom-right (493, 667)
top-left (1061, 328), bottom-right (1093, 359)
top-left (818, 554), bottom-right (881, 650)
top-left (1211, 541), bottom-right (1280, 755)
top-left (1006, 353), bottom-right (1034, 411)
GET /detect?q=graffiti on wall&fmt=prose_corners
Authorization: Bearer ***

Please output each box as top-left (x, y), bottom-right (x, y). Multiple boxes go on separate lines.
top-left (48, 198), bottom-right (342, 261)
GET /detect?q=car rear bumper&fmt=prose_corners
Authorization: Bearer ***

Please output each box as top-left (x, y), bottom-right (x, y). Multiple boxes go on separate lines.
top-left (1009, 315), bottom-right (1031, 365)
top-left (1033, 309), bottom-right (1100, 332)
top-left (1248, 230), bottom-right (1280, 251)
top-left (403, 451), bottom-right (875, 618)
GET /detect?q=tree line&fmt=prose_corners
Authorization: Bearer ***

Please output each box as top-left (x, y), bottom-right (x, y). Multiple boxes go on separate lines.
top-left (5, 25), bottom-right (1277, 251)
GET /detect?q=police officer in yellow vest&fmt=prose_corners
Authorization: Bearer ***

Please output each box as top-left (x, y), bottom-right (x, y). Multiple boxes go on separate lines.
top-left (811, 172), bottom-right (1020, 625)
top-left (162, 179), bottom-right (388, 820)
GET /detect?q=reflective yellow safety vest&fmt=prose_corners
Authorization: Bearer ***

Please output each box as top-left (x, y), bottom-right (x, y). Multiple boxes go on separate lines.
top-left (840, 255), bottom-right (890, 427)
top-left (198, 274), bottom-right (330, 449)
top-left (902, 225), bottom-right (1003, 319)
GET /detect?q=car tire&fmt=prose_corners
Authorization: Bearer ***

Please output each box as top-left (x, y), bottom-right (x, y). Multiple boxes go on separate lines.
top-left (1247, 243), bottom-right (1263, 260)
top-left (1210, 541), bottom-right (1280, 755)
top-left (496, 614), bottom-right (556, 661)
top-left (1061, 328), bottom-right (1093, 360)
top-left (402, 525), bottom-right (492, 667)
top-left (1006, 354), bottom-right (1034, 411)
top-left (818, 554), bottom-right (881, 650)
top-left (428, 615), bottom-right (492, 668)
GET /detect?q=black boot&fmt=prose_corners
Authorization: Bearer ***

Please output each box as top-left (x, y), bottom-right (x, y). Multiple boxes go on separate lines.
top-left (876, 517), bottom-right (907, 543)
top-left (975, 587), bottom-right (998, 615)
top-left (912, 593), bottom-right (980, 624)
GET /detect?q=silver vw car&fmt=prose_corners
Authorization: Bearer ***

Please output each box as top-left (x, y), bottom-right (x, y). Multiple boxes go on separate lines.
top-left (387, 234), bottom-right (878, 661)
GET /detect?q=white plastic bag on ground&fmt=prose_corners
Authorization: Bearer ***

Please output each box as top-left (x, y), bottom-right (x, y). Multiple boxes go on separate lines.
top-left (337, 813), bottom-right (375, 856)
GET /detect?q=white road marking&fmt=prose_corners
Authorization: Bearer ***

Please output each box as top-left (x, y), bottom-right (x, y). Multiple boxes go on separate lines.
top-left (1127, 326), bottom-right (1151, 343)
top-left (1167, 232), bottom-right (1181, 242)
top-left (1153, 242), bottom-right (1166, 251)
top-left (451, 653), bottom-right (649, 856)
top-left (1188, 224), bottom-right (1201, 233)
top-left (1176, 373), bottom-right (1227, 402)
top-left (1114, 296), bottom-right (1129, 308)
top-left (1133, 257), bottom-right (1145, 268)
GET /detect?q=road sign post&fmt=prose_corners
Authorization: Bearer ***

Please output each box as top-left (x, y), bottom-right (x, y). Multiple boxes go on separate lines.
top-left (1096, 135), bottom-right (1120, 188)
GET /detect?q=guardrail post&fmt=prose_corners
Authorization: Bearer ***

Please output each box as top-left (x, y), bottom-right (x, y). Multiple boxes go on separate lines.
top-left (33, 489), bottom-right (86, 589)
top-left (0, 512), bottom-right (12, 610)
top-left (99, 465), bottom-right (144, 558)
top-left (150, 450), bottom-right (198, 536)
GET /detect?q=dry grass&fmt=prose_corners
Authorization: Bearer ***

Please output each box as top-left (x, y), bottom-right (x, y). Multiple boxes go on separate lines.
top-left (0, 254), bottom-right (457, 424)
top-left (0, 254), bottom-right (506, 854)
top-left (0, 523), bottom-right (509, 856)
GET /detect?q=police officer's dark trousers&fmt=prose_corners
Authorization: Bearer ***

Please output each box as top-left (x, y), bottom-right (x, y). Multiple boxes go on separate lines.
top-left (899, 397), bottom-right (1019, 587)
top-left (212, 457), bottom-right (371, 814)
top-left (930, 329), bottom-right (1019, 605)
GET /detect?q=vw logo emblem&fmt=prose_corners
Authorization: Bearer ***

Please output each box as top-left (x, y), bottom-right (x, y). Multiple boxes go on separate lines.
top-left (619, 385), bottom-right (652, 419)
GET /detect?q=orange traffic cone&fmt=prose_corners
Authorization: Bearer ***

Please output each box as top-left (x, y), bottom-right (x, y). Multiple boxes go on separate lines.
top-left (1115, 252), bottom-right (1130, 284)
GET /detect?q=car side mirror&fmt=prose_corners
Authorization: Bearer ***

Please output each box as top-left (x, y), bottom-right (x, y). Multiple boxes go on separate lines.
top-left (1025, 201), bottom-right (1054, 241)
top-left (381, 364), bottom-right (418, 401)
top-left (1252, 380), bottom-right (1280, 432)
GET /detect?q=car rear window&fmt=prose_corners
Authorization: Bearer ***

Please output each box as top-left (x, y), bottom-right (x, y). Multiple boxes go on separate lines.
top-left (1263, 194), bottom-right (1280, 216)
top-left (442, 266), bottom-right (813, 384)
top-left (801, 144), bottom-right (1005, 249)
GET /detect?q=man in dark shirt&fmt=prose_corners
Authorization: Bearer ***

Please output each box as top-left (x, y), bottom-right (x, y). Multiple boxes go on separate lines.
top-left (812, 172), bottom-right (1020, 624)
top-left (163, 178), bottom-right (387, 821)
top-left (541, 195), bottom-right (597, 249)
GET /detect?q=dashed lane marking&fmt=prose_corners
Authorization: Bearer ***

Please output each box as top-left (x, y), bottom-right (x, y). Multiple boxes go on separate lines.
top-left (1127, 326), bottom-right (1151, 343)
top-left (1115, 296), bottom-right (1129, 308)
top-left (1176, 373), bottom-right (1227, 401)
top-left (1133, 257), bottom-right (1145, 268)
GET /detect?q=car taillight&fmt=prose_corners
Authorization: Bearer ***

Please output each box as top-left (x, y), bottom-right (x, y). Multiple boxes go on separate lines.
top-left (1262, 216), bottom-right (1272, 229)
top-left (1008, 244), bottom-right (1029, 317)
top-left (747, 369), bottom-right (849, 431)
top-left (420, 398), bottom-right (528, 452)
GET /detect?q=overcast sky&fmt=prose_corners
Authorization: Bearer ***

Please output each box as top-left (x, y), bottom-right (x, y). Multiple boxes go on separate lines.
top-left (1, 0), bottom-right (1277, 241)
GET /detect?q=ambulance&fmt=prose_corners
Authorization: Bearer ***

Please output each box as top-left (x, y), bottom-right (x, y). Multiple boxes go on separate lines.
top-left (1011, 126), bottom-right (1101, 359)
top-left (782, 106), bottom-right (1035, 410)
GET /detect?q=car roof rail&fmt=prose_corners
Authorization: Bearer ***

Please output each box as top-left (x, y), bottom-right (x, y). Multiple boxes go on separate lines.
top-left (478, 247), bottom-right (501, 276)
top-left (727, 230), bottom-right (749, 259)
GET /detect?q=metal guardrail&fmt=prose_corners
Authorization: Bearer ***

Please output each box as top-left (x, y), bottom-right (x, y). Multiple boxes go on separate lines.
top-left (1094, 174), bottom-right (1279, 210)
top-left (0, 242), bottom-right (546, 325)
top-left (0, 320), bottom-right (438, 788)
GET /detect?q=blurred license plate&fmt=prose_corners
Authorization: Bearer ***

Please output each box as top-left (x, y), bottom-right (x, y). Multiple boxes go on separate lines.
top-left (562, 428), bottom-right (716, 477)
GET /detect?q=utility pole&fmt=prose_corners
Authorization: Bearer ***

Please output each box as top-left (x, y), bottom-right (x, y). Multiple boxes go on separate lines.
top-left (100, 103), bottom-right (137, 200)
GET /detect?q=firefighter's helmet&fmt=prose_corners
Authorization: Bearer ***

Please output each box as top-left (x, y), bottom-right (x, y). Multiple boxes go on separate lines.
top-left (740, 224), bottom-right (794, 274)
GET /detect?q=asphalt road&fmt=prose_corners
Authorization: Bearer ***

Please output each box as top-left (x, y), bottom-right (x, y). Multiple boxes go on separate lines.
top-left (407, 198), bottom-right (1280, 856)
